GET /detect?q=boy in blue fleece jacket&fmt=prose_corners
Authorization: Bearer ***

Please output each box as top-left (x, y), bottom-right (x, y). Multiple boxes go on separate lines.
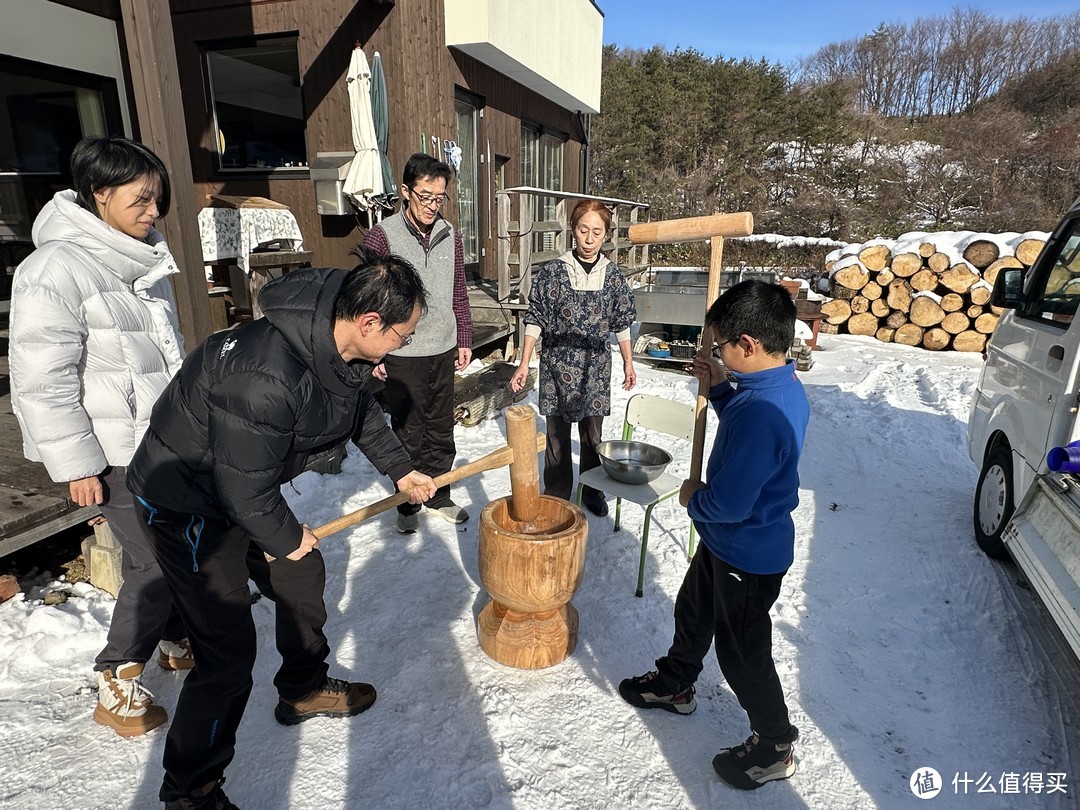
top-left (620, 280), bottom-right (810, 791)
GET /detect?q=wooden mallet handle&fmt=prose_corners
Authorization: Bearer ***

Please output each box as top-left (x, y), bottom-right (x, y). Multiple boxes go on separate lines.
top-left (312, 432), bottom-right (546, 539)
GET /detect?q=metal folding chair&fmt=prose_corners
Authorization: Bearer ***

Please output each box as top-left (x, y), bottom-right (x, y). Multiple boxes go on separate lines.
top-left (576, 393), bottom-right (697, 596)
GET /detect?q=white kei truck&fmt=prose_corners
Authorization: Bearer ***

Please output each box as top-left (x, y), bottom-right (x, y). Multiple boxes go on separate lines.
top-left (968, 195), bottom-right (1080, 662)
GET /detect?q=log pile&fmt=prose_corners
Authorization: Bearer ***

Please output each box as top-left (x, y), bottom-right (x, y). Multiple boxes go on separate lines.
top-left (819, 229), bottom-right (1049, 352)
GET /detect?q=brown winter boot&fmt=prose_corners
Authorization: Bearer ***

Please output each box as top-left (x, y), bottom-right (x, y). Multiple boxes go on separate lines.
top-left (274, 676), bottom-right (376, 725)
top-left (93, 662), bottom-right (167, 737)
top-left (158, 638), bottom-right (196, 671)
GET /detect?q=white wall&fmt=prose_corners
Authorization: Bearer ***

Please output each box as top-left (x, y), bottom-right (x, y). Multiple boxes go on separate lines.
top-left (0, 0), bottom-right (131, 133)
top-left (445, 0), bottom-right (603, 114)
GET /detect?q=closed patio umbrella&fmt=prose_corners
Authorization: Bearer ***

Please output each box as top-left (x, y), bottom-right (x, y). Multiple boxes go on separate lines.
top-left (342, 47), bottom-right (383, 212)
top-left (370, 51), bottom-right (397, 214)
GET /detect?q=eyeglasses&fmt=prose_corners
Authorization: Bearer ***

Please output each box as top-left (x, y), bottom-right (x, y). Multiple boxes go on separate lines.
top-left (409, 189), bottom-right (448, 208)
top-left (384, 320), bottom-right (413, 346)
top-left (712, 339), bottom-right (734, 357)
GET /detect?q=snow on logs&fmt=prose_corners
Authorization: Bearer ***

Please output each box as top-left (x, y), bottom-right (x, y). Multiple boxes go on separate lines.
top-left (819, 230), bottom-right (1048, 352)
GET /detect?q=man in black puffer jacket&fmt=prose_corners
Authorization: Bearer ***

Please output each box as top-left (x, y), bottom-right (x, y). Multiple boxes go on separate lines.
top-left (128, 249), bottom-right (436, 809)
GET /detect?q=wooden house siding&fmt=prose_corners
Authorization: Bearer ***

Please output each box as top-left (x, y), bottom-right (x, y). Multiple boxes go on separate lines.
top-left (169, 0), bottom-right (588, 272)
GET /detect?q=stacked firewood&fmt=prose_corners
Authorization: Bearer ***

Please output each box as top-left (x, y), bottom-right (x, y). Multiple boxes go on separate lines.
top-left (819, 230), bottom-right (1049, 352)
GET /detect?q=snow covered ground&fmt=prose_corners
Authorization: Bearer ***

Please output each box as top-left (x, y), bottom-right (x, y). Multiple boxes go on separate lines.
top-left (2, 334), bottom-right (1078, 809)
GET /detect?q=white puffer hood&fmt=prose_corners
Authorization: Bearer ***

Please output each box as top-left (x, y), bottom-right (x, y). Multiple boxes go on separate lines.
top-left (31, 189), bottom-right (177, 291)
top-left (10, 189), bottom-right (186, 481)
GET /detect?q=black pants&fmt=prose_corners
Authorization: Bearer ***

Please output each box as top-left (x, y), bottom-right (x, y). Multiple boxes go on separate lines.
top-left (94, 466), bottom-right (186, 671)
top-left (134, 499), bottom-right (330, 801)
top-left (544, 414), bottom-right (604, 504)
top-left (381, 348), bottom-right (457, 515)
top-left (656, 546), bottom-right (794, 742)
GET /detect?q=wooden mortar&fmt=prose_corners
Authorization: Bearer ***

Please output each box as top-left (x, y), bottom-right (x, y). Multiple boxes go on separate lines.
top-left (476, 406), bottom-right (588, 669)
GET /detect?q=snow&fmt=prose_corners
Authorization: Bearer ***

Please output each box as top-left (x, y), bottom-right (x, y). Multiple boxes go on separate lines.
top-left (733, 233), bottom-right (847, 250)
top-left (2, 335), bottom-right (1079, 809)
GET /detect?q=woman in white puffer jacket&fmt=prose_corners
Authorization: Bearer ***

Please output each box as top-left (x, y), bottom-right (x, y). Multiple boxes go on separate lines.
top-left (9, 137), bottom-right (190, 738)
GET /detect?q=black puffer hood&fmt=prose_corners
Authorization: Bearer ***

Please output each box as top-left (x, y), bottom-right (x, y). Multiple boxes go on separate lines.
top-left (128, 266), bottom-right (413, 558)
top-left (258, 266), bottom-right (370, 397)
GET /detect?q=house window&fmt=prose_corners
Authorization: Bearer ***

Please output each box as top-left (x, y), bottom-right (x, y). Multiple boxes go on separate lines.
top-left (454, 92), bottom-right (481, 266)
top-left (0, 54), bottom-right (121, 239)
top-left (204, 38), bottom-right (307, 173)
top-left (520, 123), bottom-right (565, 253)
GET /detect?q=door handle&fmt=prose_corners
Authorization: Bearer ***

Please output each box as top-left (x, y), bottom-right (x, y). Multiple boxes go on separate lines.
top-left (1050, 344), bottom-right (1065, 361)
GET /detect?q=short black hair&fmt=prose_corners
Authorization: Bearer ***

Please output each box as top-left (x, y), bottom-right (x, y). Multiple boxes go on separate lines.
top-left (402, 152), bottom-right (452, 188)
top-left (70, 137), bottom-right (171, 218)
top-left (705, 279), bottom-right (795, 355)
top-left (335, 245), bottom-right (428, 326)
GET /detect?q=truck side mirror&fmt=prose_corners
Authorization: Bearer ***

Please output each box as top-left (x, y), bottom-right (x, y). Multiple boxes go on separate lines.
top-left (991, 267), bottom-right (1024, 309)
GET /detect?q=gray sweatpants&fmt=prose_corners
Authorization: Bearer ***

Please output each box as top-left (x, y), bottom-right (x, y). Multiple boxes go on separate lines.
top-left (93, 466), bottom-right (187, 672)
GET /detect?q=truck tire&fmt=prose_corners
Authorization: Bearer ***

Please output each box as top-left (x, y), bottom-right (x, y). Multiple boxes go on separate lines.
top-left (973, 445), bottom-right (1013, 560)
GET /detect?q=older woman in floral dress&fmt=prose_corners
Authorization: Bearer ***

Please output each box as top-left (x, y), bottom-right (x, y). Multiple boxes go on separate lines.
top-left (510, 198), bottom-right (637, 515)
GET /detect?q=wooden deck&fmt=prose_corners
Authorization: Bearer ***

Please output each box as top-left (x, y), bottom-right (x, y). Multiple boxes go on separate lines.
top-left (0, 332), bottom-right (98, 558)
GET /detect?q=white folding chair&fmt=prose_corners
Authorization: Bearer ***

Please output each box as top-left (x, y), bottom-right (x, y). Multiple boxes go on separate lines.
top-left (576, 393), bottom-right (697, 597)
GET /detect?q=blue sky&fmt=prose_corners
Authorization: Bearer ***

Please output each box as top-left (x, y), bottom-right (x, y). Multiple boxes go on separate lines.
top-left (600, 0), bottom-right (1080, 64)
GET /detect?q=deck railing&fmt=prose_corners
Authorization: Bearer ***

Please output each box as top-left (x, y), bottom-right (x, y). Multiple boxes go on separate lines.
top-left (494, 187), bottom-right (651, 301)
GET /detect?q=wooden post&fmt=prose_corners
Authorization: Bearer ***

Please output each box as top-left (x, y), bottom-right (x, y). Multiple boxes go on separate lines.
top-left (505, 405), bottom-right (540, 523)
top-left (497, 190), bottom-right (511, 300)
top-left (119, 0), bottom-right (213, 347)
top-left (519, 193), bottom-right (534, 301)
top-left (690, 238), bottom-right (726, 481)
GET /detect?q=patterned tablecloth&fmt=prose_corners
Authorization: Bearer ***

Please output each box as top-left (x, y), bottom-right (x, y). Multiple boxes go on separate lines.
top-left (198, 207), bottom-right (304, 275)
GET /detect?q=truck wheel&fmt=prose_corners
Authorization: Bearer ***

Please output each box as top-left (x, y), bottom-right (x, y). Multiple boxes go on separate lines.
top-left (973, 445), bottom-right (1013, 560)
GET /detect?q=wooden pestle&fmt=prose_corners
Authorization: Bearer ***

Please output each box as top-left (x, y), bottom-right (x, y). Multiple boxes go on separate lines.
top-left (504, 405), bottom-right (541, 523)
top-left (690, 237), bottom-right (727, 482)
top-left (628, 212), bottom-right (752, 246)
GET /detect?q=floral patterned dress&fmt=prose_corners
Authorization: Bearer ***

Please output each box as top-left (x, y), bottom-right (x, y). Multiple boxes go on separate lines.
top-left (525, 254), bottom-right (636, 422)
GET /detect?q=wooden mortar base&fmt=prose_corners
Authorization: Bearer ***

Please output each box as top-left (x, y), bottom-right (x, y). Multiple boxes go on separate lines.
top-left (477, 600), bottom-right (579, 669)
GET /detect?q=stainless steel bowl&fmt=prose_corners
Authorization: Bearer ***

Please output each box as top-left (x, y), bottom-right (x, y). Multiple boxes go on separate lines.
top-left (596, 440), bottom-right (672, 485)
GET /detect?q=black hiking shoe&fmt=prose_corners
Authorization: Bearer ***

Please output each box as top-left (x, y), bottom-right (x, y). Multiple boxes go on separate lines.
top-left (712, 728), bottom-right (798, 790)
top-left (275, 676), bottom-right (376, 725)
top-left (165, 777), bottom-right (239, 809)
top-left (618, 670), bottom-right (696, 715)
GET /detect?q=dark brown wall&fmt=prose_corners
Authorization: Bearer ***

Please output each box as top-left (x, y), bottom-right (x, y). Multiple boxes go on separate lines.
top-left (169, 0), bottom-right (587, 272)
top-left (50, 0), bottom-right (120, 19)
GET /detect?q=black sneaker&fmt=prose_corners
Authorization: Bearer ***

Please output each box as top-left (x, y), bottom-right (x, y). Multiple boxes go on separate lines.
top-left (165, 777), bottom-right (239, 809)
top-left (712, 729), bottom-right (798, 790)
top-left (618, 670), bottom-right (696, 714)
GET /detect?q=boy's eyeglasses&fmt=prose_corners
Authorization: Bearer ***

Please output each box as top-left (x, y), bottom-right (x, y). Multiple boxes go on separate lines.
top-left (712, 339), bottom-right (734, 357)
top-left (713, 336), bottom-right (759, 356)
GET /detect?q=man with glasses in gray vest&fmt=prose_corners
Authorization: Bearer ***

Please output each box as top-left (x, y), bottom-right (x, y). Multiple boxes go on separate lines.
top-left (363, 153), bottom-right (473, 533)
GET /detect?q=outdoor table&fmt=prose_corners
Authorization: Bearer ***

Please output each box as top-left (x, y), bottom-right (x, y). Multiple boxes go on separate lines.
top-left (198, 206), bottom-right (304, 275)
top-left (198, 207), bottom-right (310, 319)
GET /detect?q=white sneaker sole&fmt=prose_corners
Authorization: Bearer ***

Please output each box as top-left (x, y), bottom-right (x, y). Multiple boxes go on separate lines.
top-left (426, 506), bottom-right (469, 525)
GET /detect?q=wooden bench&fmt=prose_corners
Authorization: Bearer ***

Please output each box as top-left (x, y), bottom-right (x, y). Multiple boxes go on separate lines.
top-left (206, 250), bottom-right (314, 325)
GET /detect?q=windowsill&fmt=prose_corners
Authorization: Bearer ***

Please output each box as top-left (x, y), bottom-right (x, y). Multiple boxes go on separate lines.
top-left (213, 168), bottom-right (311, 180)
